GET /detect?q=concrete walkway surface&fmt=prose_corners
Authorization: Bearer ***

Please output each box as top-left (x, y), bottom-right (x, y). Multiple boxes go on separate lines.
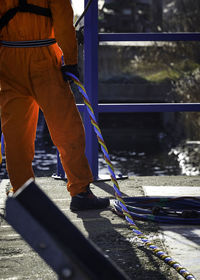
top-left (144, 185), bottom-right (200, 279)
top-left (0, 176), bottom-right (200, 280)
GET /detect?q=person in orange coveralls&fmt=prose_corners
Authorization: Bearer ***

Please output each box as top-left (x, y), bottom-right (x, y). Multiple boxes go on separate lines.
top-left (0, 0), bottom-right (109, 211)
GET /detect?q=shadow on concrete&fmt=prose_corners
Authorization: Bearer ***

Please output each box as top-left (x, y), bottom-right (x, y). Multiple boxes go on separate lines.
top-left (75, 182), bottom-right (171, 280)
top-left (162, 224), bottom-right (200, 251)
top-left (92, 180), bottom-right (129, 197)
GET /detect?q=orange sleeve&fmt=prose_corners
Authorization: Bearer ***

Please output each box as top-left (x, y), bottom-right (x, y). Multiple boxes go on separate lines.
top-left (49, 0), bottom-right (78, 65)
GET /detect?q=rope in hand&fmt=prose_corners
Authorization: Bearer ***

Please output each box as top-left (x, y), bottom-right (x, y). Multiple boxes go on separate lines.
top-left (65, 72), bottom-right (196, 280)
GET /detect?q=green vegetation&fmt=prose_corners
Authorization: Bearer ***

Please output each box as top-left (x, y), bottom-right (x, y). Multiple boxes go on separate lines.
top-left (139, 64), bottom-right (180, 83)
top-left (133, 60), bottom-right (200, 84)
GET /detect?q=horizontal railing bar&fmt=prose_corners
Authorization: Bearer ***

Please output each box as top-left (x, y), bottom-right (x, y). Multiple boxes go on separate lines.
top-left (77, 103), bottom-right (200, 113)
top-left (99, 33), bottom-right (200, 42)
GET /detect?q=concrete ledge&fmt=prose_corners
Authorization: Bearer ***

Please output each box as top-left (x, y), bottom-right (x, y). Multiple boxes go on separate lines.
top-left (143, 185), bottom-right (200, 197)
top-left (0, 176), bottom-right (200, 279)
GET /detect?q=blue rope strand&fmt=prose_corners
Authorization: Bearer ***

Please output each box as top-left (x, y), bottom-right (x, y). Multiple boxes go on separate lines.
top-left (64, 72), bottom-right (197, 280)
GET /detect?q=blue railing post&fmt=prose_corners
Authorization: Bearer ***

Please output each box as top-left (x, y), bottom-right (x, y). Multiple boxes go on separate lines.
top-left (56, 149), bottom-right (65, 179)
top-left (1, 133), bottom-right (5, 155)
top-left (84, 0), bottom-right (99, 180)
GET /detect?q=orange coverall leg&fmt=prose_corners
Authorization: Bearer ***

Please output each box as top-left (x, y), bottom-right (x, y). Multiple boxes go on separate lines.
top-left (0, 0), bottom-right (93, 196)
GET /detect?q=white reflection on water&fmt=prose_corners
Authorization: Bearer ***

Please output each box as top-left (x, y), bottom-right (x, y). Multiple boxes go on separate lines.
top-left (1, 140), bottom-right (200, 179)
top-left (98, 150), bottom-right (181, 177)
top-left (170, 141), bottom-right (200, 176)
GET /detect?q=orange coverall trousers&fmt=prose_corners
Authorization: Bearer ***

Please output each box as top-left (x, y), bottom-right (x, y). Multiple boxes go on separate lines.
top-left (0, 0), bottom-right (93, 196)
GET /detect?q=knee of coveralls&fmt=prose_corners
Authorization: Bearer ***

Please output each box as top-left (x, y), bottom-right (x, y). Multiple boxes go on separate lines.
top-left (29, 59), bottom-right (93, 196)
top-left (0, 83), bottom-right (39, 192)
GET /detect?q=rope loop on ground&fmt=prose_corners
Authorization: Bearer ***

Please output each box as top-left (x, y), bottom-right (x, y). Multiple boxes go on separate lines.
top-left (114, 196), bottom-right (200, 224)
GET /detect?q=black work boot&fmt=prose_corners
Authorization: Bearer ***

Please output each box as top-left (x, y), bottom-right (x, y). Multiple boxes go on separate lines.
top-left (70, 186), bottom-right (110, 212)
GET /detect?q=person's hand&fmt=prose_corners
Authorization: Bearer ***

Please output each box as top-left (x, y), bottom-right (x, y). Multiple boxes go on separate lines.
top-left (61, 64), bottom-right (79, 83)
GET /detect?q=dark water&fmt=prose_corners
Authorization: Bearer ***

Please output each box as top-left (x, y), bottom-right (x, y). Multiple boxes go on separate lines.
top-left (98, 150), bottom-right (181, 177)
top-left (1, 113), bottom-right (195, 180)
top-left (0, 139), bottom-right (181, 180)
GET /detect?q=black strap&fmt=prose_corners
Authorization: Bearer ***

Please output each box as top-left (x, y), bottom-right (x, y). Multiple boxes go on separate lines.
top-left (19, 0), bottom-right (27, 5)
top-left (0, 0), bottom-right (51, 30)
top-left (1, 38), bottom-right (57, 47)
top-left (18, 3), bottom-right (52, 17)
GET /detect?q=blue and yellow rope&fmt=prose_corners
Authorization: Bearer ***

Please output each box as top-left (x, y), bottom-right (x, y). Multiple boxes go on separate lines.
top-left (113, 196), bottom-right (200, 224)
top-left (65, 72), bottom-right (196, 280)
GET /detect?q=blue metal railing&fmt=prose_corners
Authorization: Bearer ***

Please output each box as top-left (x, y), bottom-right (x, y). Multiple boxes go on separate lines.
top-left (99, 32), bottom-right (200, 42)
top-left (79, 0), bottom-right (200, 180)
top-left (78, 103), bottom-right (200, 113)
top-left (83, 0), bottom-right (99, 179)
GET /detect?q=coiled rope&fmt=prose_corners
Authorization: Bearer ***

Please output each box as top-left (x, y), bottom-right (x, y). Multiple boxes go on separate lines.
top-left (65, 71), bottom-right (196, 280)
top-left (114, 196), bottom-right (200, 224)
